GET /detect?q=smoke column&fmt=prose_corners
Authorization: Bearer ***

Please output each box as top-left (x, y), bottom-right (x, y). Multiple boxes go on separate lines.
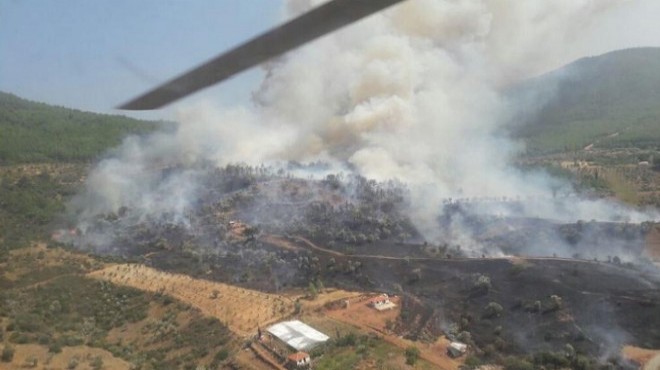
top-left (71, 0), bottom-right (658, 254)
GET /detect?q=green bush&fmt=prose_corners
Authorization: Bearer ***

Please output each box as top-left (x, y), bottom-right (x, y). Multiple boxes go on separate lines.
top-left (214, 349), bottom-right (229, 362)
top-left (502, 356), bottom-right (534, 370)
top-left (1, 344), bottom-right (14, 362)
top-left (90, 356), bottom-right (103, 370)
top-left (405, 346), bottom-right (420, 365)
top-left (49, 342), bottom-right (62, 353)
top-left (464, 355), bottom-right (482, 368)
top-left (336, 333), bottom-right (357, 347)
top-left (483, 302), bottom-right (504, 319)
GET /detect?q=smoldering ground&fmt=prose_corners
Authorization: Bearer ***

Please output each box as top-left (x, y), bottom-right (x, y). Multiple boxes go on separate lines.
top-left (65, 0), bottom-right (658, 262)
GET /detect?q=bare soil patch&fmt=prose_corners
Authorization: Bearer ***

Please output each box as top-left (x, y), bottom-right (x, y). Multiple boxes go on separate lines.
top-left (622, 345), bottom-right (660, 369)
top-left (299, 288), bottom-right (363, 311)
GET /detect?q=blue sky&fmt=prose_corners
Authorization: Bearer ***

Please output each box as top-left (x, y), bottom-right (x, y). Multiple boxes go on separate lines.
top-left (2, 0), bottom-right (660, 121)
top-left (0, 0), bottom-right (282, 120)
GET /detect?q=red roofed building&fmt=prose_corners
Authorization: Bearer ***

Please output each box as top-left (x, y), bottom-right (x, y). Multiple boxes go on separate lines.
top-left (367, 294), bottom-right (396, 311)
top-left (287, 352), bottom-right (310, 368)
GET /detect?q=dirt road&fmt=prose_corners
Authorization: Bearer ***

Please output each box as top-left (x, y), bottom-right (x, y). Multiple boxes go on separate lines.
top-left (264, 234), bottom-right (609, 266)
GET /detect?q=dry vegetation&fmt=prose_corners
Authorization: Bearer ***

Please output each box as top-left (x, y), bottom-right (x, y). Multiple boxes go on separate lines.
top-left (0, 344), bottom-right (130, 370)
top-left (298, 289), bottom-right (363, 311)
top-left (88, 264), bottom-right (295, 336)
top-left (0, 244), bottom-right (101, 287)
top-left (234, 347), bottom-right (280, 370)
top-left (0, 163), bottom-right (87, 184)
top-left (297, 311), bottom-right (441, 370)
top-left (324, 294), bottom-right (463, 370)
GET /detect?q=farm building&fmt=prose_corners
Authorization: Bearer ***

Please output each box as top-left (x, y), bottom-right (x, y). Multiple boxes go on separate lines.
top-left (367, 294), bottom-right (396, 311)
top-left (447, 342), bottom-right (468, 358)
top-left (267, 320), bottom-right (329, 351)
top-left (287, 352), bottom-right (311, 368)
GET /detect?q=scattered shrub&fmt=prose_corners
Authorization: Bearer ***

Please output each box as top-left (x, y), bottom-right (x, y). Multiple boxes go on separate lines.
top-left (483, 302), bottom-right (504, 319)
top-left (1, 345), bottom-right (14, 362)
top-left (502, 356), bottom-right (534, 370)
top-left (464, 355), bottom-right (482, 368)
top-left (90, 356), bottom-right (103, 370)
top-left (405, 346), bottom-right (420, 365)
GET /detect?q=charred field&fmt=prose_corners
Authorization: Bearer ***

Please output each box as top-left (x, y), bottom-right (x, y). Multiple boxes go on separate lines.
top-left (60, 163), bottom-right (660, 367)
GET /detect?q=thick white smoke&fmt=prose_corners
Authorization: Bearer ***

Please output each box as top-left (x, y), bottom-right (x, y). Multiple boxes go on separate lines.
top-left (72, 0), bottom-right (658, 254)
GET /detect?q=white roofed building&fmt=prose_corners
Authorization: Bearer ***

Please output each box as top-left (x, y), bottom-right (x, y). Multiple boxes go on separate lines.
top-left (447, 342), bottom-right (468, 358)
top-left (267, 320), bottom-right (329, 351)
top-left (368, 294), bottom-right (396, 311)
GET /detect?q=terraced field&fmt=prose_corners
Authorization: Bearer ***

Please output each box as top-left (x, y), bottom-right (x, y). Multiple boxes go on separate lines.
top-left (88, 264), bottom-right (295, 336)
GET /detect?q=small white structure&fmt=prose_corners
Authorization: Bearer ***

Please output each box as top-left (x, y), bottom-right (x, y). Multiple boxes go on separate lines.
top-left (267, 320), bottom-right (329, 351)
top-left (368, 294), bottom-right (396, 311)
top-left (447, 342), bottom-right (468, 358)
top-left (287, 352), bottom-right (311, 368)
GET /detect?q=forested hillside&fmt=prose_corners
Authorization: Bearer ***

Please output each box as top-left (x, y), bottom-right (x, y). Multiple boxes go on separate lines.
top-left (0, 92), bottom-right (158, 164)
top-left (513, 47), bottom-right (660, 154)
top-left (0, 93), bottom-right (159, 251)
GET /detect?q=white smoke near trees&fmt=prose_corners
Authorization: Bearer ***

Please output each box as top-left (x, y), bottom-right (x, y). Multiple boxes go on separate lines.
top-left (71, 0), bottom-right (658, 255)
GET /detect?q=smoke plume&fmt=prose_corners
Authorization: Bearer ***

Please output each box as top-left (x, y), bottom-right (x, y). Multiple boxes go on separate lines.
top-left (70, 0), bottom-right (658, 257)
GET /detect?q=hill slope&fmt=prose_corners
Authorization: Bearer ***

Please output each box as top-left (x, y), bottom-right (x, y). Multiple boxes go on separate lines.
top-left (0, 93), bottom-right (159, 250)
top-left (512, 47), bottom-right (660, 154)
top-left (0, 92), bottom-right (158, 164)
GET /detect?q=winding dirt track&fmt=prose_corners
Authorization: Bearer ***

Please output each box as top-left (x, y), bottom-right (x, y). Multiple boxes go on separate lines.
top-left (265, 235), bottom-right (659, 304)
top-left (264, 234), bottom-right (609, 265)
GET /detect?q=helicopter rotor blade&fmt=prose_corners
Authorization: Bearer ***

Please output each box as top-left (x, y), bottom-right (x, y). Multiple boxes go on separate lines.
top-left (119, 0), bottom-right (406, 110)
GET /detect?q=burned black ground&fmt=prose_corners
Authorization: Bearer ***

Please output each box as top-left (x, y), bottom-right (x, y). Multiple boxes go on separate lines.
top-left (63, 167), bottom-right (660, 367)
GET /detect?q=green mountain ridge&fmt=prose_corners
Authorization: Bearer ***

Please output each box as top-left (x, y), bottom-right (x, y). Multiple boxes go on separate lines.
top-left (0, 92), bottom-right (159, 164)
top-left (512, 47), bottom-right (660, 154)
top-left (2, 47), bottom-right (659, 162)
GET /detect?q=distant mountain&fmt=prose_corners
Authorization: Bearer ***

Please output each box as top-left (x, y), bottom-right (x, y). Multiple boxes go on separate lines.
top-left (511, 47), bottom-right (660, 154)
top-left (0, 92), bottom-right (158, 164)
